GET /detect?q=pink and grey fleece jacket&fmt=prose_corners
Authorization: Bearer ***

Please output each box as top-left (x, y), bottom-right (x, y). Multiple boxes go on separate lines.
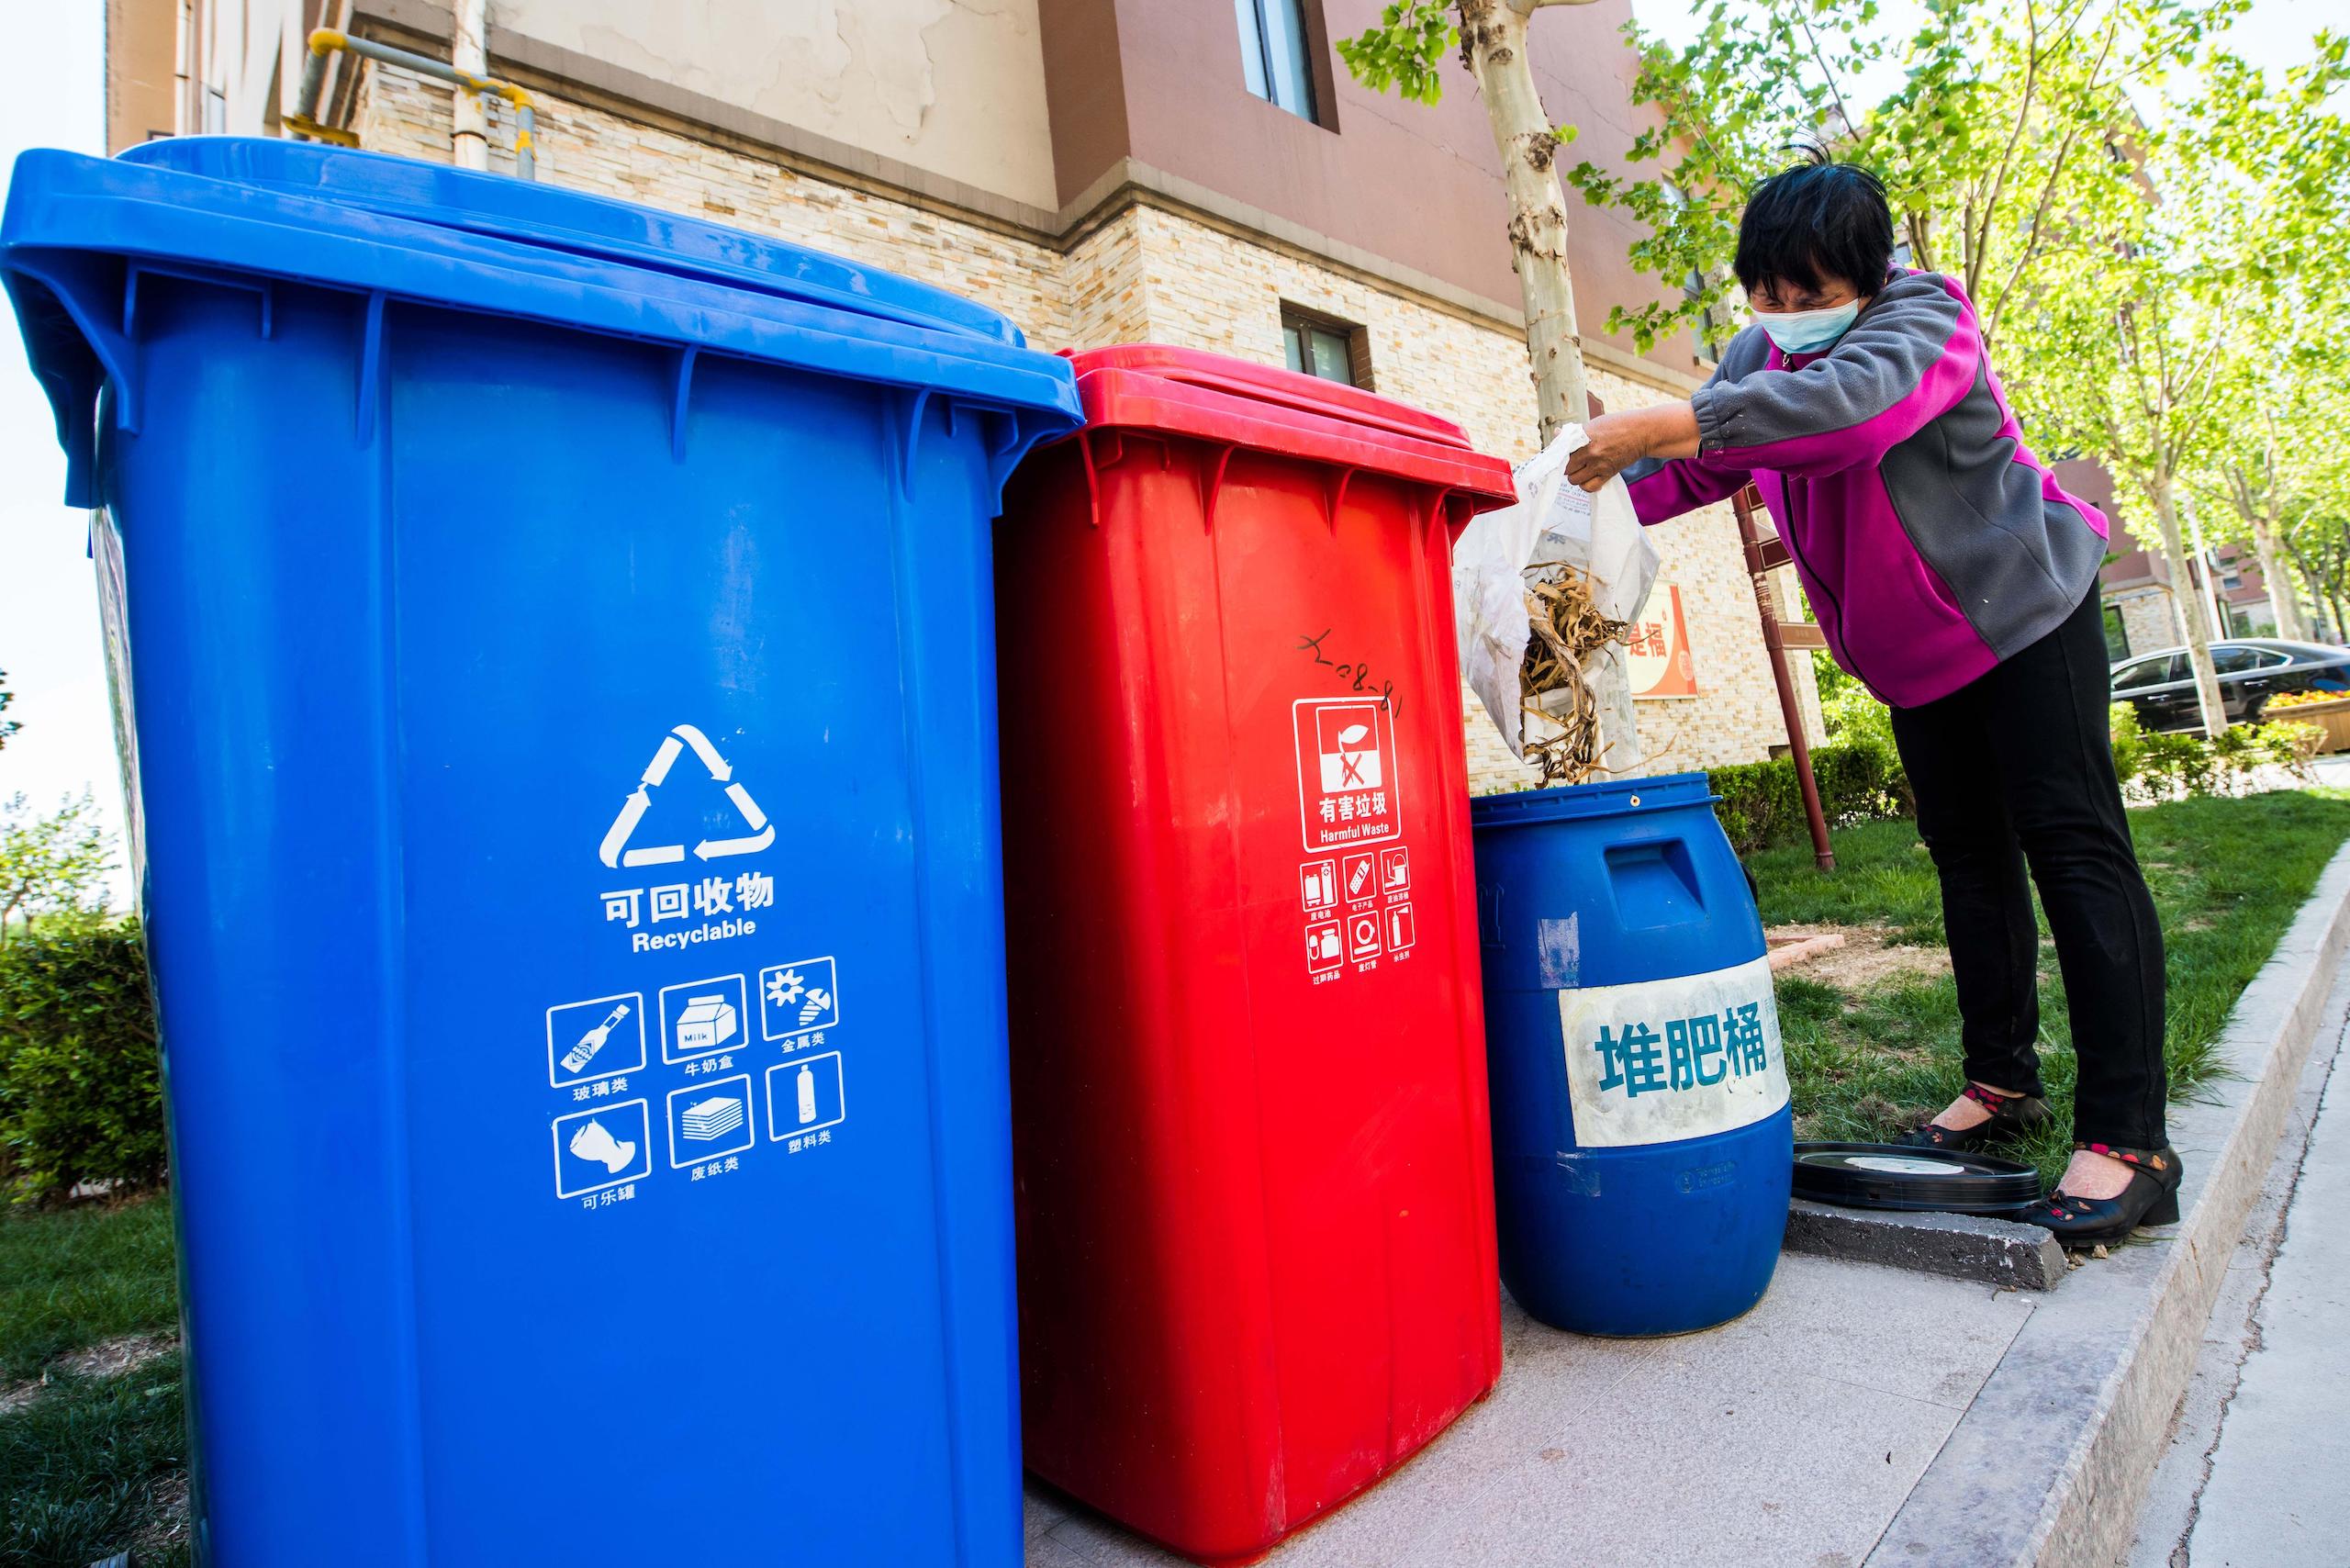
top-left (1623, 267), bottom-right (2108, 711)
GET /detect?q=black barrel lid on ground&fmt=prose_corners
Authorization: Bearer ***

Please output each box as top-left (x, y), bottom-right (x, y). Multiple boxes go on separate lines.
top-left (1792, 1142), bottom-right (2042, 1220)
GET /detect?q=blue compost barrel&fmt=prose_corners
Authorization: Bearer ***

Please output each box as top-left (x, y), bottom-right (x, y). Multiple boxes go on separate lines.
top-left (1471, 774), bottom-right (1793, 1336)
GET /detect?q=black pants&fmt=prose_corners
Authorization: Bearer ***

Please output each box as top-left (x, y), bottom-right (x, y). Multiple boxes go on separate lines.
top-left (1888, 588), bottom-right (2168, 1149)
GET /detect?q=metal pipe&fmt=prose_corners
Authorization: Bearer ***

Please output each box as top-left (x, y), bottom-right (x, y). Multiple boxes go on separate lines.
top-left (287, 28), bottom-right (536, 178)
top-left (1732, 484), bottom-right (1835, 871)
top-left (450, 0), bottom-right (490, 172)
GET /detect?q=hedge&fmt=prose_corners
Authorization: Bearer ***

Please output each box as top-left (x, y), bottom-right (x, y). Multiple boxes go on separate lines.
top-left (0, 922), bottom-right (164, 1203)
top-left (1706, 740), bottom-right (1911, 856)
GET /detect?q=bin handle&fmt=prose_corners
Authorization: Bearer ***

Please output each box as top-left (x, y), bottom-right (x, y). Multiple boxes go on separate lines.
top-left (1324, 465), bottom-right (1355, 532)
top-left (1197, 444), bottom-right (1234, 530)
top-left (1136, 362), bottom-right (1467, 450)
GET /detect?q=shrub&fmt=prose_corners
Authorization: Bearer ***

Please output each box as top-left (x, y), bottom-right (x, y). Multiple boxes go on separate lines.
top-left (2109, 702), bottom-right (2317, 803)
top-left (1812, 654), bottom-right (1897, 753)
top-left (0, 921), bottom-right (164, 1203)
top-left (1708, 740), bottom-right (1911, 855)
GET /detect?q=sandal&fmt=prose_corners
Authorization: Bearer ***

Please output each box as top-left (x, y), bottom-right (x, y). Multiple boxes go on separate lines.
top-left (2027, 1143), bottom-right (2184, 1248)
top-left (1894, 1081), bottom-right (2053, 1152)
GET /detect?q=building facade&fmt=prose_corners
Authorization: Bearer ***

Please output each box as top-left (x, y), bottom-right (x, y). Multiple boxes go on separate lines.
top-left (106, 0), bottom-right (1826, 789)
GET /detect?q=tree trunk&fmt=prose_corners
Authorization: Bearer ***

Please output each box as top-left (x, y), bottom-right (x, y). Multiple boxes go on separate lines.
top-left (2151, 473), bottom-right (2229, 734)
top-left (1455, 0), bottom-right (1639, 776)
top-left (2248, 510), bottom-right (2304, 640)
top-left (1459, 0), bottom-right (1593, 440)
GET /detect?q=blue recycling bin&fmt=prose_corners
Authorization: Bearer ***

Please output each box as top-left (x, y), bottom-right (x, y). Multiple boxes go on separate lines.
top-left (3, 139), bottom-right (1080, 1565)
top-left (1471, 776), bottom-right (1793, 1336)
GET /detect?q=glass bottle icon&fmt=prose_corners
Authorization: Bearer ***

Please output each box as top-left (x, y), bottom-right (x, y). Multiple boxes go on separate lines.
top-left (561, 1002), bottom-right (631, 1074)
top-left (797, 1062), bottom-right (818, 1126)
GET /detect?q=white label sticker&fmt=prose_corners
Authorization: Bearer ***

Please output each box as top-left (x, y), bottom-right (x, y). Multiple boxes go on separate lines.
top-left (1292, 698), bottom-right (1401, 850)
top-left (1556, 955), bottom-right (1790, 1148)
top-left (1845, 1155), bottom-right (1965, 1176)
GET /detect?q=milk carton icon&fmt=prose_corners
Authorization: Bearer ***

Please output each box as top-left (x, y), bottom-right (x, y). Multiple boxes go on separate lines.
top-left (677, 993), bottom-right (739, 1054)
top-left (1317, 707), bottom-right (1383, 792)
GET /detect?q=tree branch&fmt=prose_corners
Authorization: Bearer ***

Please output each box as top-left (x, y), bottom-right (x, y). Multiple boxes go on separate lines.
top-left (1795, 10), bottom-right (1859, 144)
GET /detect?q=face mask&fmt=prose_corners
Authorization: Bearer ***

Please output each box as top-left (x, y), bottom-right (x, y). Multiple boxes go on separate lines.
top-left (1757, 299), bottom-right (1861, 354)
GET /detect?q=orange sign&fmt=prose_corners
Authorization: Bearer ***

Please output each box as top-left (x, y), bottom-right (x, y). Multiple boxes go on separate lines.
top-left (1627, 583), bottom-right (1698, 700)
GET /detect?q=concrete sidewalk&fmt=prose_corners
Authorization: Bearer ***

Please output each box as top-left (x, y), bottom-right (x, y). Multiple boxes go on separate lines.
top-left (1025, 1253), bottom-right (2035, 1568)
top-left (2132, 1000), bottom-right (2350, 1567)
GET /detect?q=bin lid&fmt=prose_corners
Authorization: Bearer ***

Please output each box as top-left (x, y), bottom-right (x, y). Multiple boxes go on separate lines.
top-left (1062, 345), bottom-right (1515, 510)
top-left (1792, 1143), bottom-right (2042, 1219)
top-left (3, 139), bottom-right (1082, 504)
top-left (1470, 772), bottom-right (1715, 828)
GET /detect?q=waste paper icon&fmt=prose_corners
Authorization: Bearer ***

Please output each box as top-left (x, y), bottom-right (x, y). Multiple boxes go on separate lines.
top-left (666, 1074), bottom-right (755, 1167)
top-left (680, 1094), bottom-right (745, 1142)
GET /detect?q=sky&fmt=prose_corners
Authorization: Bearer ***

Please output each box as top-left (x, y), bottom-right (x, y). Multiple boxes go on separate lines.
top-left (0, 0), bottom-right (117, 906)
top-left (0, 0), bottom-right (2335, 916)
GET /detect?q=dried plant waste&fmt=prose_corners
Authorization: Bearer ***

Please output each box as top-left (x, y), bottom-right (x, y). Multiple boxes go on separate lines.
top-left (1519, 566), bottom-right (1628, 786)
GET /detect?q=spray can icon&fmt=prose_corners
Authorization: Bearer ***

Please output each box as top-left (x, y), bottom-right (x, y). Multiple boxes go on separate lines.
top-left (796, 1062), bottom-right (818, 1126)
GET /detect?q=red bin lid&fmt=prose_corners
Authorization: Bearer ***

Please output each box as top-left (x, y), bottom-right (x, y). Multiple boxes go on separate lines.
top-left (1061, 344), bottom-right (1516, 509)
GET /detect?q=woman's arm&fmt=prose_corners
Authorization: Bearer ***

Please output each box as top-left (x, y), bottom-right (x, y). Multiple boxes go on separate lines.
top-left (1565, 403), bottom-right (1700, 491)
top-left (1561, 399), bottom-right (1751, 525)
top-left (1690, 278), bottom-right (1976, 477)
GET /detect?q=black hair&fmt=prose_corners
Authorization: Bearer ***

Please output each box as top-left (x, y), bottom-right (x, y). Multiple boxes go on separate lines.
top-left (1733, 152), bottom-right (1896, 298)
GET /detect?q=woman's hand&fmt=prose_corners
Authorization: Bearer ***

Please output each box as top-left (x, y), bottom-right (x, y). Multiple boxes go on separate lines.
top-left (1564, 403), bottom-right (1701, 491)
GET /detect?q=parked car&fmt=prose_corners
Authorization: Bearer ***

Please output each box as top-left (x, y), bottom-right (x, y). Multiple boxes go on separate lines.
top-left (2110, 639), bottom-right (2350, 730)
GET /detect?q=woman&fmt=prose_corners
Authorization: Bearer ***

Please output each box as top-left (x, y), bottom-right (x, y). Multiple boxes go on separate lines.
top-left (1566, 156), bottom-right (2179, 1245)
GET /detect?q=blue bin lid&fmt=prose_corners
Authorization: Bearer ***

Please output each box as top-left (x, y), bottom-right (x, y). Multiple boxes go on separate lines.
top-left (1470, 772), bottom-right (1718, 828)
top-left (3, 138), bottom-right (1081, 504)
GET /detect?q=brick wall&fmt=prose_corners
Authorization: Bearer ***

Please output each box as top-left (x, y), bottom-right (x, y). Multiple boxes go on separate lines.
top-left (354, 65), bottom-right (1825, 790)
top-left (2109, 587), bottom-right (2181, 661)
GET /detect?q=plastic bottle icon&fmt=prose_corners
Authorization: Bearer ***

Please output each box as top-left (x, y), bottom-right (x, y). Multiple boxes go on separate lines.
top-left (561, 1002), bottom-right (632, 1074)
top-left (797, 1062), bottom-right (818, 1126)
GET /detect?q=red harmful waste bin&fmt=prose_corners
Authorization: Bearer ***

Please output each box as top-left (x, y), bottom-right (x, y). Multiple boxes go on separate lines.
top-left (995, 346), bottom-right (1517, 1564)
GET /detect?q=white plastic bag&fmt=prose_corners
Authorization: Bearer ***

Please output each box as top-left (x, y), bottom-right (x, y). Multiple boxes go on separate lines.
top-left (1451, 424), bottom-right (1660, 759)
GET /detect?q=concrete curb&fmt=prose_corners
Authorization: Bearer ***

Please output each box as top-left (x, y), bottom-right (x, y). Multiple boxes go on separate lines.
top-left (1864, 840), bottom-right (2350, 1568)
top-left (1784, 1199), bottom-right (2068, 1292)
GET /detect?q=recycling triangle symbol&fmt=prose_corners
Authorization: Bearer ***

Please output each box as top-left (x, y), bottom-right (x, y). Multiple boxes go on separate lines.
top-left (599, 723), bottom-right (776, 868)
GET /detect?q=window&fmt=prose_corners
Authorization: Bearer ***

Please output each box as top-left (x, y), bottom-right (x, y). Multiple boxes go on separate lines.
top-left (2211, 644), bottom-right (2286, 674)
top-left (2115, 655), bottom-right (2183, 690)
top-left (2102, 604), bottom-right (2130, 663)
top-left (1237, 0), bottom-right (1318, 122)
top-left (2210, 644), bottom-right (2260, 675)
top-left (1282, 308), bottom-right (1370, 388)
top-left (2221, 572), bottom-right (2243, 590)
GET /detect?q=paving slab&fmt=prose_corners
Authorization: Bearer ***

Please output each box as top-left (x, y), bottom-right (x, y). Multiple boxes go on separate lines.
top-left (2124, 974), bottom-right (2345, 1568)
top-left (1024, 1252), bottom-right (2033, 1568)
top-left (2177, 1023), bottom-right (2350, 1566)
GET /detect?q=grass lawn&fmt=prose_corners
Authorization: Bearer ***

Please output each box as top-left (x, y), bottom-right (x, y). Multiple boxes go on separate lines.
top-left (0, 1196), bottom-right (186, 1568)
top-left (1752, 787), bottom-right (2350, 1183)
